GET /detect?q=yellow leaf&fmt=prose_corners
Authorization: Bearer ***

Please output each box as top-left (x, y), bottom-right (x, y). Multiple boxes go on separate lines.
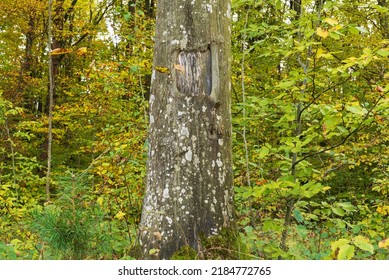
top-left (378, 238), bottom-right (389, 248)
top-left (316, 48), bottom-right (324, 58)
top-left (332, 25), bottom-right (343, 31)
top-left (155, 66), bottom-right (170, 74)
top-left (76, 47), bottom-right (87, 56)
top-left (50, 48), bottom-right (72, 55)
top-left (114, 211), bottom-right (126, 220)
top-left (324, 18), bottom-right (339, 26)
top-left (97, 196), bottom-right (104, 207)
top-left (317, 27), bottom-right (329, 38)
top-left (377, 205), bottom-right (389, 215)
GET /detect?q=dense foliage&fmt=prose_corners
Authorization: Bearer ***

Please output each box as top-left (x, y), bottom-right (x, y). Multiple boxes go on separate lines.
top-left (0, 0), bottom-right (388, 259)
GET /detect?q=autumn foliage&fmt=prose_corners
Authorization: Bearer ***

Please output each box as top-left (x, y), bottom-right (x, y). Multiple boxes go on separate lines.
top-left (0, 0), bottom-right (388, 259)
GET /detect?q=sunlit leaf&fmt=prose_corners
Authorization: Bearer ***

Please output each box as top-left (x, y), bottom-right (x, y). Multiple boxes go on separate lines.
top-left (346, 104), bottom-right (367, 115)
top-left (331, 238), bottom-right (350, 251)
top-left (353, 236), bottom-right (374, 254)
top-left (338, 244), bottom-right (355, 260)
top-left (277, 79), bottom-right (295, 89)
top-left (376, 49), bottom-right (389, 57)
top-left (317, 27), bottom-right (329, 38)
top-left (76, 47), bottom-right (87, 56)
top-left (324, 18), bottom-right (339, 26)
top-left (329, 31), bottom-right (341, 40)
top-left (378, 238), bottom-right (389, 248)
top-left (50, 48), bottom-right (71, 55)
top-left (332, 206), bottom-right (345, 216)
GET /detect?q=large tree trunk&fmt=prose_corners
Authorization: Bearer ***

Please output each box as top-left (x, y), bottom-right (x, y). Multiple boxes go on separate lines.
top-left (139, 0), bottom-right (234, 259)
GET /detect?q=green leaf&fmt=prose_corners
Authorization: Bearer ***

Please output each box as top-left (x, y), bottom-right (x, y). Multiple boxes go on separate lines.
top-left (337, 202), bottom-right (355, 212)
top-left (348, 26), bottom-right (360, 35)
top-left (346, 105), bottom-right (366, 115)
top-left (329, 31), bottom-right (341, 40)
top-left (244, 226), bottom-right (253, 233)
top-left (277, 80), bottom-right (295, 89)
top-left (353, 236), bottom-right (374, 254)
top-left (296, 225), bottom-right (307, 238)
top-left (149, 248), bottom-right (159, 255)
top-left (258, 146), bottom-right (270, 158)
top-left (338, 244), bottom-right (355, 260)
top-left (331, 206), bottom-right (345, 216)
top-left (331, 238), bottom-right (350, 251)
top-left (293, 208), bottom-right (304, 223)
top-left (376, 49), bottom-right (389, 57)
top-left (123, 12), bottom-right (131, 21)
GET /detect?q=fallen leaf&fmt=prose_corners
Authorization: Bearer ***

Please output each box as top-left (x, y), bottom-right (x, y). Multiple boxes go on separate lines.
top-left (174, 64), bottom-right (185, 73)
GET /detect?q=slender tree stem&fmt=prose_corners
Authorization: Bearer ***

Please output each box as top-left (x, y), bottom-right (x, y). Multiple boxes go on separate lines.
top-left (241, 9), bottom-right (251, 188)
top-left (46, 0), bottom-right (54, 202)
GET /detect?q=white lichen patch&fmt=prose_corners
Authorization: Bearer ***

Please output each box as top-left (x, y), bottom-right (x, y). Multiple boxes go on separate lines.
top-left (202, 105), bottom-right (207, 112)
top-left (180, 35), bottom-right (188, 49)
top-left (180, 127), bottom-right (189, 137)
top-left (193, 154), bottom-right (199, 165)
top-left (205, 4), bottom-right (212, 13)
top-left (216, 159), bottom-right (223, 167)
top-left (163, 187), bottom-right (169, 199)
top-left (226, 3), bottom-right (231, 18)
top-left (151, 70), bottom-right (156, 82)
top-left (218, 138), bottom-right (224, 146)
top-left (166, 216), bottom-right (173, 225)
top-left (185, 149), bottom-right (193, 161)
top-left (150, 115), bottom-right (154, 124)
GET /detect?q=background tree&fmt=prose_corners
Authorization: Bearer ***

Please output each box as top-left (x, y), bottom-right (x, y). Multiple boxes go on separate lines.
top-left (139, 0), bottom-right (235, 259)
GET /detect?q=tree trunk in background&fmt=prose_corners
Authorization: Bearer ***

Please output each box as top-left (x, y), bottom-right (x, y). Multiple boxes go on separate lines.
top-left (378, 0), bottom-right (389, 38)
top-left (139, 0), bottom-right (234, 259)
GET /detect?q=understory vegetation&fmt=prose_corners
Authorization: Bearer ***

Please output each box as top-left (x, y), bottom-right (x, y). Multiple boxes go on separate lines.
top-left (0, 0), bottom-right (388, 259)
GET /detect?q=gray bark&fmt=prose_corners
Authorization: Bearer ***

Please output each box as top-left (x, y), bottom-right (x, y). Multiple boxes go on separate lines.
top-left (139, 0), bottom-right (234, 259)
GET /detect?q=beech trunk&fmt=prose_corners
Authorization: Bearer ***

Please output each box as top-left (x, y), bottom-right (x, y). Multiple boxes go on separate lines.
top-left (139, 0), bottom-right (234, 259)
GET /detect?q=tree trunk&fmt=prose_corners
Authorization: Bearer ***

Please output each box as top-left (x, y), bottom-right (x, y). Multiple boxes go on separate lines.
top-left (139, 0), bottom-right (234, 259)
top-left (378, 0), bottom-right (389, 39)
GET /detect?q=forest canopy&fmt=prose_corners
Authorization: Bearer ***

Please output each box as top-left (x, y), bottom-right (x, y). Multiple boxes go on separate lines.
top-left (0, 0), bottom-right (388, 260)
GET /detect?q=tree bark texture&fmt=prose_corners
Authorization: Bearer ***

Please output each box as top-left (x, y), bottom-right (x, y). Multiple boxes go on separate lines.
top-left (139, 0), bottom-right (234, 259)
